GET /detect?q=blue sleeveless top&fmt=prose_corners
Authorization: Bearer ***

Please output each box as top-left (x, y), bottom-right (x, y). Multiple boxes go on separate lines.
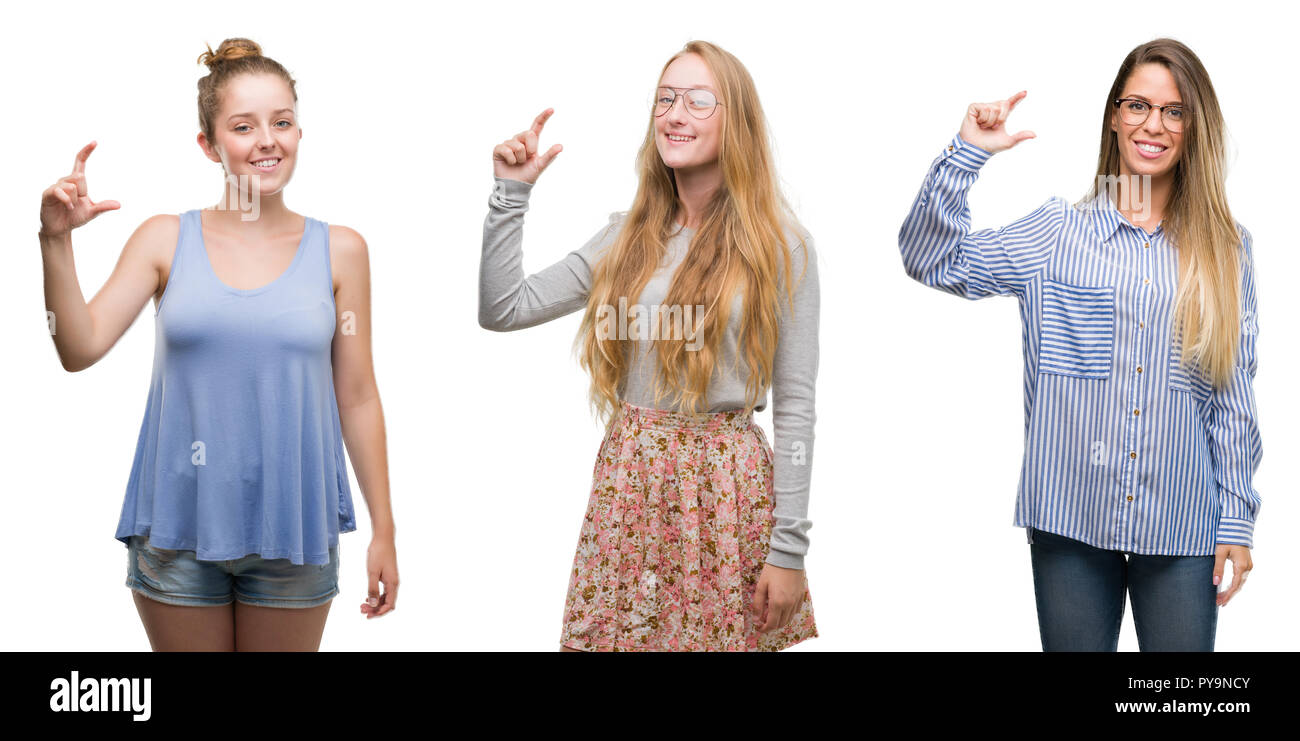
top-left (114, 209), bottom-right (357, 565)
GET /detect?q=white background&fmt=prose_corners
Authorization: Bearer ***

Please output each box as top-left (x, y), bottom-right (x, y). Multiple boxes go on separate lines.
top-left (2, 0), bottom-right (1293, 651)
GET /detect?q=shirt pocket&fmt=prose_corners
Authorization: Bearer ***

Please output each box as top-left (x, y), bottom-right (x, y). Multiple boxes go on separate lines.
top-left (1039, 279), bottom-right (1115, 380)
top-left (1168, 337), bottom-right (1214, 402)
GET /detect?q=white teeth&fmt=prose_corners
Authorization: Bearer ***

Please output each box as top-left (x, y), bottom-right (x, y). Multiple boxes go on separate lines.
top-left (667, 134), bottom-right (694, 142)
top-left (252, 158), bottom-right (280, 167)
top-left (1136, 143), bottom-right (1165, 153)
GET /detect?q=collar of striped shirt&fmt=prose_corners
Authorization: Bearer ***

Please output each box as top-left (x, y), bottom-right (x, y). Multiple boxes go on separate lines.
top-left (1086, 190), bottom-right (1165, 243)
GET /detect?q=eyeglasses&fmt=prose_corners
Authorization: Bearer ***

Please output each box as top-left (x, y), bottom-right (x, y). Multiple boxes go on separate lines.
top-left (653, 87), bottom-right (723, 120)
top-left (1114, 98), bottom-right (1186, 133)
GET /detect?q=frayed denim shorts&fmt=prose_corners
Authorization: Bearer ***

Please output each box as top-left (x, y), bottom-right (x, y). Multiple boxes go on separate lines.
top-left (125, 535), bottom-right (339, 609)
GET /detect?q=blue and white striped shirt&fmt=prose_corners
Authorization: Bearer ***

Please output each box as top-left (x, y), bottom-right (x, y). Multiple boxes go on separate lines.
top-left (899, 134), bottom-right (1262, 555)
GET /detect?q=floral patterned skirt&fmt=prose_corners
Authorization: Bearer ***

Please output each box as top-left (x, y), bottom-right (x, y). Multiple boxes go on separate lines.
top-left (560, 402), bottom-right (817, 651)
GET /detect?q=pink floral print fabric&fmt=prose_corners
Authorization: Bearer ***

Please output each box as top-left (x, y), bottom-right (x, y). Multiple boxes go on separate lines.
top-left (561, 402), bottom-right (818, 651)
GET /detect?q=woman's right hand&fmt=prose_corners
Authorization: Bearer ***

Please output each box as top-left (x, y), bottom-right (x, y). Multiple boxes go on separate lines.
top-left (40, 141), bottom-right (120, 238)
top-left (492, 108), bottom-right (563, 184)
top-left (958, 91), bottom-right (1036, 155)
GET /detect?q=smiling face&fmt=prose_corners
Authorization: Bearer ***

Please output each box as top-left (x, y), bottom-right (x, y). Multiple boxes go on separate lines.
top-left (654, 53), bottom-right (723, 173)
top-left (1110, 62), bottom-right (1184, 180)
top-left (200, 72), bottom-right (301, 195)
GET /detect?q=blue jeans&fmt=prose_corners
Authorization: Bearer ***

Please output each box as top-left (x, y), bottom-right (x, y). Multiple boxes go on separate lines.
top-left (1027, 527), bottom-right (1217, 651)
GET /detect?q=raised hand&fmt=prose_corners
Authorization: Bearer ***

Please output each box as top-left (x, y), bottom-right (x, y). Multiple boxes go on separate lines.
top-left (492, 108), bottom-right (563, 184)
top-left (959, 91), bottom-right (1036, 155)
top-left (39, 141), bottom-right (121, 237)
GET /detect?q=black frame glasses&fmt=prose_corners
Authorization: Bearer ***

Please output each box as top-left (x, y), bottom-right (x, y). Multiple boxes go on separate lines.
top-left (1113, 98), bottom-right (1187, 132)
top-left (653, 87), bottom-right (724, 120)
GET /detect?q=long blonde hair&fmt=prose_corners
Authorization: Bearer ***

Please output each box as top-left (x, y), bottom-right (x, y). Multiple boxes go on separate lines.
top-left (1085, 38), bottom-right (1241, 388)
top-left (576, 41), bottom-right (807, 420)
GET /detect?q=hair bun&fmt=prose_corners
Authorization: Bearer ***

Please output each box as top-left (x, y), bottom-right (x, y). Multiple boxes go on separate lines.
top-left (197, 38), bottom-right (263, 69)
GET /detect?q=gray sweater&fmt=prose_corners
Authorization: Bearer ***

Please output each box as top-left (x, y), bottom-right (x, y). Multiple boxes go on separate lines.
top-left (479, 177), bottom-right (819, 569)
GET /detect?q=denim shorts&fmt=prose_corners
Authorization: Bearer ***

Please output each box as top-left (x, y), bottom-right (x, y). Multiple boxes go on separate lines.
top-left (125, 535), bottom-right (340, 609)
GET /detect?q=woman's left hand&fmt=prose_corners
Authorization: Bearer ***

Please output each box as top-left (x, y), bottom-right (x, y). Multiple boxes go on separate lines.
top-left (361, 535), bottom-right (399, 619)
top-left (752, 563), bottom-right (807, 633)
top-left (1214, 544), bottom-right (1252, 607)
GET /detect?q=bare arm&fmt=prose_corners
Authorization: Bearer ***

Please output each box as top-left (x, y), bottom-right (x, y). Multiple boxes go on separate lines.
top-left (329, 224), bottom-right (397, 618)
top-left (40, 141), bottom-right (168, 372)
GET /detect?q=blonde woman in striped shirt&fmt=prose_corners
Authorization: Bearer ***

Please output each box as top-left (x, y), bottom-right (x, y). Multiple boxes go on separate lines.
top-left (899, 38), bottom-right (1259, 651)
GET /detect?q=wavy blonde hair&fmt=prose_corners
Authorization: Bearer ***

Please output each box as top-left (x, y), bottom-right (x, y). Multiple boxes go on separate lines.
top-left (1085, 38), bottom-right (1242, 388)
top-left (576, 40), bottom-right (807, 420)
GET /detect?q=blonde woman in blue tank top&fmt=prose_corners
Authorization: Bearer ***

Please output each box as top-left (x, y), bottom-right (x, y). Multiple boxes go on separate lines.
top-left (37, 38), bottom-right (398, 651)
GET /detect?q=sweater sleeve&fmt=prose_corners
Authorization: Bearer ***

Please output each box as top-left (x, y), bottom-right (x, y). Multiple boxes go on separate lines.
top-left (478, 177), bottom-right (617, 331)
top-left (765, 232), bottom-right (820, 570)
top-left (898, 134), bottom-right (1065, 299)
top-left (1209, 226), bottom-right (1263, 547)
